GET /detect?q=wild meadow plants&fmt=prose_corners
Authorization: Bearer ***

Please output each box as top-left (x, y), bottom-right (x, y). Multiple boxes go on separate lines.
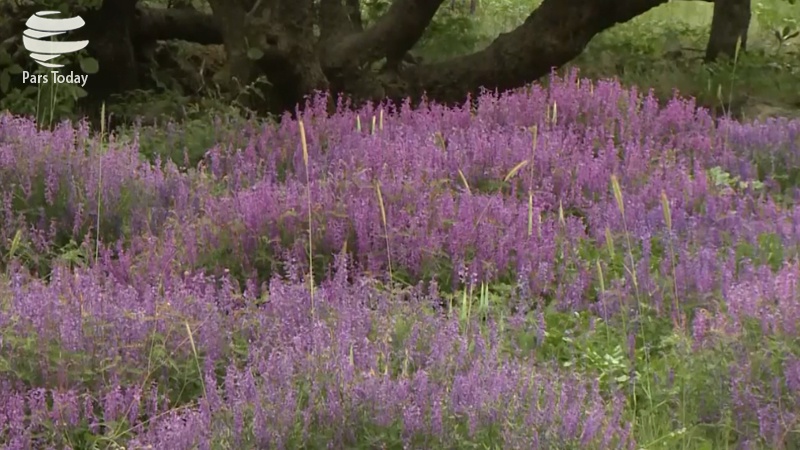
top-left (1, 71), bottom-right (800, 448)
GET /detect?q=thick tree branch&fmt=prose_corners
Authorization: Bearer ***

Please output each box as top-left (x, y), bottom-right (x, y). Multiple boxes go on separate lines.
top-left (398, 0), bottom-right (671, 104)
top-left (133, 6), bottom-right (222, 44)
top-left (319, 0), bottom-right (356, 42)
top-left (324, 0), bottom-right (447, 69)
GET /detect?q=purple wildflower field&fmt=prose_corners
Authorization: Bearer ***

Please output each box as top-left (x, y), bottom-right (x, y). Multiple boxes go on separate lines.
top-left (1, 71), bottom-right (800, 449)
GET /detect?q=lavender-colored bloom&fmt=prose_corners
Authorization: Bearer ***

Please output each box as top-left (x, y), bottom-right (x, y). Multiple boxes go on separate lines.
top-left (2, 71), bottom-right (800, 449)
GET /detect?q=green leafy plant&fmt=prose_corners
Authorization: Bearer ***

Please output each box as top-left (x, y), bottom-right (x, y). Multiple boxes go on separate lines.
top-left (707, 166), bottom-right (766, 191)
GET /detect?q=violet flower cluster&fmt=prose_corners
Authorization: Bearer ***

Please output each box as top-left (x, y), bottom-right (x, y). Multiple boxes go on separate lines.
top-left (1, 71), bottom-right (799, 448)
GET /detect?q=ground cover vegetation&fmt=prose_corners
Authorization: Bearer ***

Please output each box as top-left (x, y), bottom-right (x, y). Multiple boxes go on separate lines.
top-left (2, 73), bottom-right (800, 448)
top-left (1, 0), bottom-right (800, 449)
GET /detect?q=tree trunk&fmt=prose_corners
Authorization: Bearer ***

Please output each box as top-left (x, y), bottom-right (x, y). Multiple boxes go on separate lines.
top-left (82, 0), bottom-right (141, 99)
top-left (705, 0), bottom-right (750, 62)
top-left (207, 0), bottom-right (329, 114)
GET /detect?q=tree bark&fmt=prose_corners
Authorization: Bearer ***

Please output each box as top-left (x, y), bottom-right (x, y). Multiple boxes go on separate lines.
top-left (319, 0), bottom-right (358, 42)
top-left (207, 0), bottom-right (329, 114)
top-left (705, 0), bottom-right (750, 62)
top-left (82, 0), bottom-right (141, 98)
top-left (133, 6), bottom-right (221, 45)
top-left (346, 0), bottom-right (364, 32)
top-left (394, 0), bottom-right (672, 104)
top-left (323, 0), bottom-right (447, 71)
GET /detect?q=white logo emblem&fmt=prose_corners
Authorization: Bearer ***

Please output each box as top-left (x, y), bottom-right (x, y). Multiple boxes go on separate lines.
top-left (23, 11), bottom-right (89, 68)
